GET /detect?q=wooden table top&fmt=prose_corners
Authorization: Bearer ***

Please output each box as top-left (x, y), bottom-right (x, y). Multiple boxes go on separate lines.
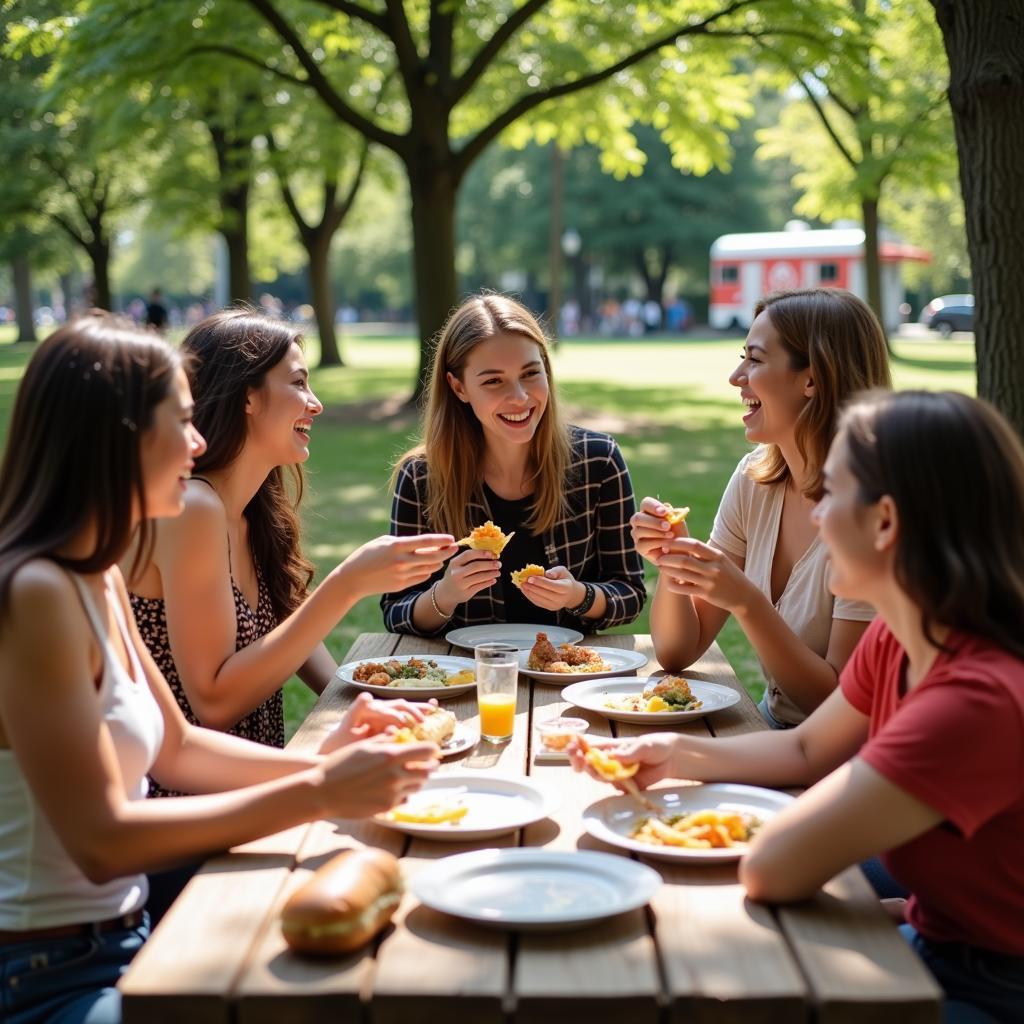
top-left (120, 632), bottom-right (941, 1023)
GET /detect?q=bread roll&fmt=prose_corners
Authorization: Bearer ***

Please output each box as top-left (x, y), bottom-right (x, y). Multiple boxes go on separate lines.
top-left (281, 848), bottom-right (402, 956)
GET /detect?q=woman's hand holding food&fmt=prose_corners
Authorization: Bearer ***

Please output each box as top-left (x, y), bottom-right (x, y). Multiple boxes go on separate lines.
top-left (318, 693), bottom-right (438, 754)
top-left (655, 537), bottom-right (755, 613)
top-left (520, 565), bottom-right (585, 611)
top-left (319, 736), bottom-right (439, 818)
top-left (339, 533), bottom-right (458, 599)
top-left (631, 496), bottom-right (690, 564)
top-left (567, 733), bottom-right (680, 791)
top-left (434, 547), bottom-right (501, 609)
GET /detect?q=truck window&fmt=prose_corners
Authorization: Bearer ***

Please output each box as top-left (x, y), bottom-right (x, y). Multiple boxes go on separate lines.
top-left (720, 265), bottom-right (738, 283)
top-left (819, 263), bottom-right (838, 282)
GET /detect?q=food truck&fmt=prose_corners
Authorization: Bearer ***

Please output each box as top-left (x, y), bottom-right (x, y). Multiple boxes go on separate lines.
top-left (709, 225), bottom-right (930, 331)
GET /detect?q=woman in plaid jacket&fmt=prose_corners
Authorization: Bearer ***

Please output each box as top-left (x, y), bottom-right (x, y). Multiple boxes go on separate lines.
top-left (383, 294), bottom-right (645, 636)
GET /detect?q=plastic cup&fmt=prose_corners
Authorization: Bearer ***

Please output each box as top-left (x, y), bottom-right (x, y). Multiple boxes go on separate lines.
top-left (475, 642), bottom-right (519, 742)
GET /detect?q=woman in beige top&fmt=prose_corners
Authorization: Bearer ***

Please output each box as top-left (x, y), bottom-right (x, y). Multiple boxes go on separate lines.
top-left (632, 288), bottom-right (890, 726)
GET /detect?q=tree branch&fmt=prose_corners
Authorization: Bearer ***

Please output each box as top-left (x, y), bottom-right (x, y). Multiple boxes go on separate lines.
top-left (177, 43), bottom-right (310, 89)
top-left (243, 0), bottom-right (406, 154)
top-left (382, 0), bottom-right (421, 99)
top-left (455, 0), bottom-right (762, 176)
top-left (453, 0), bottom-right (553, 103)
top-left (313, 0), bottom-right (388, 33)
top-left (47, 210), bottom-right (90, 250)
top-left (266, 131), bottom-right (313, 239)
top-left (428, 0), bottom-right (456, 93)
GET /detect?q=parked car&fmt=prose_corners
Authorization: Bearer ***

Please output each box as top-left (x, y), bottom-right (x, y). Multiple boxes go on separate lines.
top-left (920, 294), bottom-right (974, 337)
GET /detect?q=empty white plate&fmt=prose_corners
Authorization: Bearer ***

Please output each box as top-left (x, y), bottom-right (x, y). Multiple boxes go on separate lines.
top-left (335, 655), bottom-right (476, 700)
top-left (411, 848), bottom-right (661, 930)
top-left (562, 676), bottom-right (741, 724)
top-left (376, 773), bottom-right (556, 841)
top-left (445, 623), bottom-right (584, 652)
top-left (584, 783), bottom-right (795, 863)
top-left (517, 646), bottom-right (649, 684)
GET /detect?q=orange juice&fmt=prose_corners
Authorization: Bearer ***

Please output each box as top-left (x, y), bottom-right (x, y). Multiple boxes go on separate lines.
top-left (478, 693), bottom-right (516, 740)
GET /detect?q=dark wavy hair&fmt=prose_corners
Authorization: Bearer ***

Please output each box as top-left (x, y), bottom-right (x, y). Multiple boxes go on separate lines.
top-left (841, 390), bottom-right (1024, 660)
top-left (181, 308), bottom-right (314, 620)
top-left (0, 313), bottom-right (180, 618)
top-left (746, 288), bottom-right (891, 500)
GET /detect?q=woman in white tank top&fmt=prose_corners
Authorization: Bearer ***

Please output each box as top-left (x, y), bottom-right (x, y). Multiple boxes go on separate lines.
top-left (0, 315), bottom-right (441, 1024)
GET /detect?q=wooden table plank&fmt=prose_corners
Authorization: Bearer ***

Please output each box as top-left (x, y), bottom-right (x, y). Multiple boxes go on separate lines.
top-left (778, 867), bottom-right (942, 1024)
top-left (121, 852), bottom-right (292, 1024)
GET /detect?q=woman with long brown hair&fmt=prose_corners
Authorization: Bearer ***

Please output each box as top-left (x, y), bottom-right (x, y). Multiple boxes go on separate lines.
top-left (633, 288), bottom-right (890, 726)
top-left (0, 315), bottom-right (438, 1024)
top-left (125, 308), bottom-right (456, 786)
top-left (575, 390), bottom-right (1024, 1021)
top-left (383, 293), bottom-right (645, 635)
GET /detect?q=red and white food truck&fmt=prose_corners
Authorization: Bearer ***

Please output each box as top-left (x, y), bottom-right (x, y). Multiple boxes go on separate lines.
top-left (709, 225), bottom-right (930, 331)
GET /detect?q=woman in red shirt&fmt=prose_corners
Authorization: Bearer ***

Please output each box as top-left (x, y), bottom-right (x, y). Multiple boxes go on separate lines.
top-left (573, 390), bottom-right (1024, 1022)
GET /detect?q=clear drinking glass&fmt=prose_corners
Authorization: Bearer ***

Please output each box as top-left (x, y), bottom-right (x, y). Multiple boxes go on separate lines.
top-left (475, 642), bottom-right (519, 742)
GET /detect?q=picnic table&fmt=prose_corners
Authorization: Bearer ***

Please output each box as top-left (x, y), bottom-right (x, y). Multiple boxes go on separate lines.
top-left (120, 632), bottom-right (942, 1023)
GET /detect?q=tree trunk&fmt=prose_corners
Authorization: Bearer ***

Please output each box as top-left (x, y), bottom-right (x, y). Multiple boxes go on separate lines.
top-left (220, 185), bottom-right (251, 305)
top-left (408, 165), bottom-right (458, 404)
top-left (308, 232), bottom-right (343, 367)
top-left (860, 196), bottom-right (891, 351)
top-left (931, 0), bottom-right (1024, 437)
top-left (11, 254), bottom-right (36, 343)
top-left (89, 237), bottom-right (112, 311)
top-left (546, 144), bottom-right (565, 343)
top-left (58, 271), bottom-right (74, 320)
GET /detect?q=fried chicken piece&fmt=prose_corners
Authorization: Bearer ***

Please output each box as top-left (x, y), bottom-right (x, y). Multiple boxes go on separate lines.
top-left (366, 672), bottom-right (392, 687)
top-left (527, 631), bottom-right (561, 671)
top-left (353, 661), bottom-right (389, 682)
top-left (557, 642), bottom-right (598, 667)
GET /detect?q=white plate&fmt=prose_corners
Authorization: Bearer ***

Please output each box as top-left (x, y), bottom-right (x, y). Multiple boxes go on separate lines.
top-left (335, 655), bottom-right (476, 700)
top-left (562, 677), bottom-right (741, 724)
top-left (411, 848), bottom-right (661, 931)
top-left (445, 623), bottom-right (584, 652)
top-left (517, 646), bottom-right (649, 684)
top-left (376, 773), bottom-right (556, 841)
top-left (438, 722), bottom-right (476, 759)
top-left (584, 783), bottom-right (795, 863)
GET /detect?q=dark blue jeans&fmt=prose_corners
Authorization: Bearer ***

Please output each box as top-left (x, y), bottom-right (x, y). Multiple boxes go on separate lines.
top-left (0, 915), bottom-right (149, 1024)
top-left (901, 924), bottom-right (1024, 1024)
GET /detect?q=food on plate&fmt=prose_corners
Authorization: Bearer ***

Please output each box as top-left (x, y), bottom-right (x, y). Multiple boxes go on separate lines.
top-left (604, 676), bottom-right (704, 713)
top-left (536, 716), bottom-right (588, 751)
top-left (662, 502), bottom-right (690, 529)
top-left (527, 632), bottom-right (611, 673)
top-left (390, 707), bottom-right (457, 746)
top-left (351, 658), bottom-right (472, 688)
top-left (576, 735), bottom-right (639, 781)
top-left (280, 848), bottom-right (402, 955)
top-left (455, 520), bottom-right (514, 553)
top-left (386, 799), bottom-right (469, 825)
top-left (630, 808), bottom-right (763, 849)
top-left (510, 563), bottom-right (546, 589)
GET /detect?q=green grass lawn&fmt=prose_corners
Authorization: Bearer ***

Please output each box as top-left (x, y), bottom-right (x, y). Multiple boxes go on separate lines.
top-left (0, 326), bottom-right (976, 736)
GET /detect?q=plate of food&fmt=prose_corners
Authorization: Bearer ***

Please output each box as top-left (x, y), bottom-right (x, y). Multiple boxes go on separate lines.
top-left (410, 847), bottom-right (661, 931)
top-left (335, 655), bottom-right (476, 700)
top-left (387, 707), bottom-right (477, 758)
top-left (517, 632), bottom-right (648, 683)
top-left (376, 773), bottom-right (556, 841)
top-left (561, 676), bottom-right (741, 724)
top-left (583, 783), bottom-right (794, 863)
top-left (445, 623), bottom-right (584, 652)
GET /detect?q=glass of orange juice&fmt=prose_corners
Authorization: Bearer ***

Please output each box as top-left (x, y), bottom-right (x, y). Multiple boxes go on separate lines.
top-left (475, 642), bottom-right (518, 742)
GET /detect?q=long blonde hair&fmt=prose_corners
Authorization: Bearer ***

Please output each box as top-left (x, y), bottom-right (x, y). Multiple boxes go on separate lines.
top-left (746, 288), bottom-right (891, 500)
top-left (394, 294), bottom-right (572, 539)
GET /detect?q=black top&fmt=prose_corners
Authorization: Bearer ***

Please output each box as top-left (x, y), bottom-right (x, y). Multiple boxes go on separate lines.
top-left (482, 483), bottom-right (558, 626)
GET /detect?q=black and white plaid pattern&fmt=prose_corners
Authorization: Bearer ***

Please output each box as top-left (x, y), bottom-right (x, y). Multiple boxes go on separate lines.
top-left (381, 427), bottom-right (646, 635)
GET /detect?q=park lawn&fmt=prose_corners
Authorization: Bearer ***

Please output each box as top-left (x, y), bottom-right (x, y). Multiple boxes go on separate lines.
top-left (0, 328), bottom-right (976, 736)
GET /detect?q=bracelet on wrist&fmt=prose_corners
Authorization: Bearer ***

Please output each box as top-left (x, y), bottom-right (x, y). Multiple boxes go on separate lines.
top-left (567, 581), bottom-right (596, 618)
top-left (430, 581), bottom-right (453, 620)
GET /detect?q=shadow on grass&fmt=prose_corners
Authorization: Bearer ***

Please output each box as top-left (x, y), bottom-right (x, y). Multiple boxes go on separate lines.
top-left (891, 353), bottom-right (976, 374)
